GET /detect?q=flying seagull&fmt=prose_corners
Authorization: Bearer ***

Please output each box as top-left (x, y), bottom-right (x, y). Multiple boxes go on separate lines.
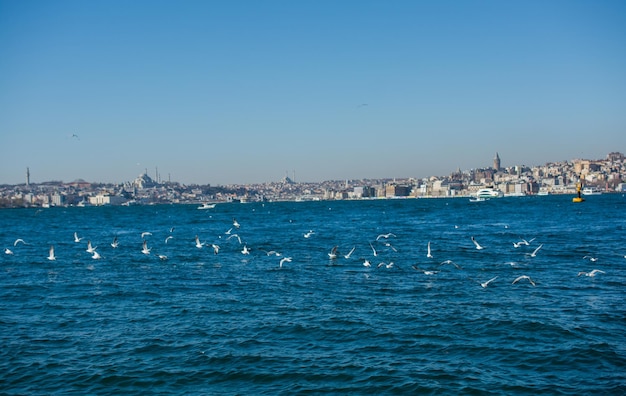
top-left (512, 275), bottom-right (536, 286)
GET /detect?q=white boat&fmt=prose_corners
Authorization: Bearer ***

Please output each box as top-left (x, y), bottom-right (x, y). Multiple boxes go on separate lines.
top-left (582, 187), bottom-right (602, 196)
top-left (197, 203), bottom-right (216, 209)
top-left (475, 188), bottom-right (504, 199)
top-left (469, 197), bottom-right (486, 203)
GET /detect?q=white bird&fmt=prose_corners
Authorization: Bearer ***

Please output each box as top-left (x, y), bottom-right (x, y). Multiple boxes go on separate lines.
top-left (376, 233), bottom-right (396, 241)
top-left (427, 241), bottom-right (433, 258)
top-left (377, 262), bottom-right (394, 269)
top-left (194, 235), bottom-right (205, 249)
top-left (14, 239), bottom-right (26, 246)
top-left (110, 236), bottom-right (119, 248)
top-left (74, 232), bottom-right (83, 243)
top-left (582, 255), bottom-right (598, 262)
top-left (369, 242), bottom-right (378, 257)
top-left (471, 236), bottom-right (484, 250)
top-left (47, 245), bottom-right (56, 261)
top-left (211, 244), bottom-right (220, 254)
top-left (86, 240), bottom-right (97, 254)
top-left (512, 275), bottom-right (536, 286)
top-left (439, 260), bottom-right (462, 270)
top-left (279, 257), bottom-right (292, 268)
top-left (227, 234), bottom-right (242, 244)
top-left (411, 265), bottom-right (438, 275)
top-left (5, 248), bottom-right (14, 255)
top-left (328, 246), bottom-right (338, 260)
top-left (480, 276), bottom-right (498, 288)
top-left (344, 246), bottom-right (356, 259)
top-left (141, 232), bottom-right (152, 239)
top-left (304, 230), bottom-right (315, 238)
top-left (514, 238), bottom-right (535, 247)
top-left (363, 259), bottom-right (371, 267)
top-left (577, 269), bottom-right (605, 277)
top-left (232, 218), bottom-right (240, 229)
top-left (141, 240), bottom-right (151, 255)
top-left (157, 254), bottom-right (168, 260)
top-left (165, 236), bottom-right (174, 244)
top-left (241, 245), bottom-right (250, 255)
top-left (91, 250), bottom-right (101, 260)
top-left (530, 244), bottom-right (543, 257)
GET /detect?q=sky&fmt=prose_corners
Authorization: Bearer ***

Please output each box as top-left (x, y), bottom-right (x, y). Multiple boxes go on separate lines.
top-left (1, 0), bottom-right (625, 185)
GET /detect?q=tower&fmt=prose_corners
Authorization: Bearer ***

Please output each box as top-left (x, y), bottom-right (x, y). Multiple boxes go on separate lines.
top-left (26, 167), bottom-right (30, 186)
top-left (493, 152), bottom-right (501, 171)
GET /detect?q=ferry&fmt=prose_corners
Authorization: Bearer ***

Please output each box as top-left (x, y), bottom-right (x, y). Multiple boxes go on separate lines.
top-left (475, 188), bottom-right (504, 199)
top-left (582, 187), bottom-right (602, 196)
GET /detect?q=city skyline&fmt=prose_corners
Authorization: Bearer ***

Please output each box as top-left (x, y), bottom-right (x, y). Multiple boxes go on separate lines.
top-left (1, 1), bottom-right (625, 185)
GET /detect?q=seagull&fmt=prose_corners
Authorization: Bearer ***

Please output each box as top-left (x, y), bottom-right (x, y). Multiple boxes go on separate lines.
top-left (514, 238), bottom-right (535, 247)
top-left (74, 232), bottom-right (83, 243)
top-left (165, 236), bottom-right (174, 244)
top-left (141, 240), bottom-right (151, 255)
top-left (363, 259), bottom-right (371, 267)
top-left (384, 242), bottom-right (398, 252)
top-left (304, 230), bottom-right (315, 238)
top-left (344, 246), bottom-right (356, 259)
top-left (328, 246), bottom-right (339, 260)
top-left (529, 244), bottom-right (543, 257)
top-left (369, 242), bottom-right (378, 257)
top-left (411, 265), bottom-right (439, 275)
top-left (194, 235), bottom-right (205, 249)
top-left (141, 232), bottom-right (152, 239)
top-left (232, 218), bottom-right (240, 229)
top-left (110, 236), bottom-right (119, 248)
top-left (227, 234), bottom-right (242, 244)
top-left (241, 245), bottom-right (250, 255)
top-left (211, 244), bottom-right (220, 254)
top-left (480, 276), bottom-right (498, 288)
top-left (157, 254), bottom-right (168, 260)
top-left (279, 257), bottom-right (292, 268)
top-left (471, 236), bottom-right (484, 250)
top-left (376, 233), bottom-right (396, 241)
top-left (377, 262), bottom-right (394, 269)
top-left (47, 245), bottom-right (56, 261)
top-left (225, 228), bottom-right (233, 235)
top-left (582, 256), bottom-right (598, 262)
top-left (14, 239), bottom-right (26, 246)
top-left (512, 275), bottom-right (536, 286)
top-left (427, 241), bottom-right (433, 258)
top-left (86, 240), bottom-right (97, 254)
top-left (4, 248), bottom-right (14, 255)
top-left (91, 250), bottom-right (101, 260)
top-left (577, 269), bottom-right (605, 277)
top-left (439, 260), bottom-right (462, 269)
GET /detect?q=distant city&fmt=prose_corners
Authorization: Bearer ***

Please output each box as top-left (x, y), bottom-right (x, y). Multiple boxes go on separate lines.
top-left (1, 152), bottom-right (625, 208)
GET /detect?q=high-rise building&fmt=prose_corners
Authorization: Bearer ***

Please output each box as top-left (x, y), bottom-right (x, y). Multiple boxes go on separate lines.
top-left (493, 152), bottom-right (501, 171)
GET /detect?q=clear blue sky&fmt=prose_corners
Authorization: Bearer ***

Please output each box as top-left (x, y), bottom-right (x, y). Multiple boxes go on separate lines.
top-left (1, 0), bottom-right (625, 185)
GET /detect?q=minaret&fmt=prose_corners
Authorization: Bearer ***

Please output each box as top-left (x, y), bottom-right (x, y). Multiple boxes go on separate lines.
top-left (493, 152), bottom-right (501, 171)
top-left (26, 167), bottom-right (30, 186)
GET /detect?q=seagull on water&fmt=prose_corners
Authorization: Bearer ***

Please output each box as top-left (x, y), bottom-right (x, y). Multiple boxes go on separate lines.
top-left (74, 232), bottom-right (83, 243)
top-left (427, 241), bottom-right (433, 258)
top-left (376, 233), bottom-right (396, 241)
top-left (577, 269), bottom-right (605, 277)
top-left (4, 248), bottom-right (14, 255)
top-left (141, 240), bottom-right (151, 255)
top-left (480, 276), bottom-right (498, 288)
top-left (363, 259), bottom-right (371, 267)
top-left (157, 254), bottom-right (168, 260)
top-left (47, 245), bottom-right (56, 261)
top-left (529, 244), bottom-right (543, 257)
top-left (110, 236), bottom-right (119, 248)
top-left (344, 246), bottom-right (356, 259)
top-left (471, 236), bottom-right (484, 250)
top-left (304, 230), bottom-right (315, 238)
top-left (512, 275), bottom-right (536, 286)
top-left (279, 257), bottom-right (292, 268)
top-left (86, 240), bottom-right (97, 254)
top-left (241, 245), bottom-right (250, 255)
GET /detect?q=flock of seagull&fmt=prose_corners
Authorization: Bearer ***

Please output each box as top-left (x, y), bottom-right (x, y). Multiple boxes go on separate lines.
top-left (3, 214), bottom-right (615, 290)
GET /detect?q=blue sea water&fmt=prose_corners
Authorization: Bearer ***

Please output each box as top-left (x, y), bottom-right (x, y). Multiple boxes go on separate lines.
top-left (1, 195), bottom-right (625, 395)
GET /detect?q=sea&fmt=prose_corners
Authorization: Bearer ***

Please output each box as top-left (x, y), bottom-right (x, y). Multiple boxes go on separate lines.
top-left (1, 194), bottom-right (625, 395)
